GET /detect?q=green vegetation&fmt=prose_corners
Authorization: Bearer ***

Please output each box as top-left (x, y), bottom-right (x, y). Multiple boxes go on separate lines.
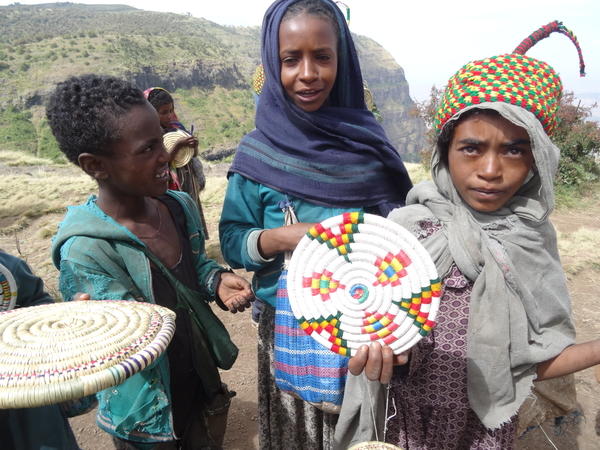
top-left (0, 106), bottom-right (38, 153)
top-left (0, 3), bottom-right (423, 162)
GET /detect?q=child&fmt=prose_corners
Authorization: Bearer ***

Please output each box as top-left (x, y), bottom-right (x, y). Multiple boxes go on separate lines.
top-left (47, 74), bottom-right (254, 450)
top-left (144, 87), bottom-right (209, 238)
top-left (336, 21), bottom-right (594, 450)
top-left (219, 0), bottom-right (413, 449)
top-left (0, 251), bottom-right (80, 450)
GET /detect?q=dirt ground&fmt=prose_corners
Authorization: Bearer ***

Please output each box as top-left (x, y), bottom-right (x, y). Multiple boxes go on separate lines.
top-left (1, 164), bottom-right (600, 450)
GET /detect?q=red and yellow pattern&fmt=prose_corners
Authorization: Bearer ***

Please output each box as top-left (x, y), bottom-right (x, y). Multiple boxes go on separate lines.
top-left (434, 21), bottom-right (586, 137)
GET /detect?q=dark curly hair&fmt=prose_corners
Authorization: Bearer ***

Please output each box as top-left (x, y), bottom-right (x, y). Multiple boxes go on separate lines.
top-left (282, 0), bottom-right (341, 45)
top-left (146, 88), bottom-right (174, 110)
top-left (46, 74), bottom-right (147, 166)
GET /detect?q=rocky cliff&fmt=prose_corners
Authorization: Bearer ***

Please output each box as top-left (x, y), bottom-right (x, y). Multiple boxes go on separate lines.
top-left (355, 35), bottom-right (425, 162)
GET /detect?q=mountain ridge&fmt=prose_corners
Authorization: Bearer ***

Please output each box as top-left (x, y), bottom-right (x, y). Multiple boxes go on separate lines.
top-left (0, 3), bottom-right (424, 162)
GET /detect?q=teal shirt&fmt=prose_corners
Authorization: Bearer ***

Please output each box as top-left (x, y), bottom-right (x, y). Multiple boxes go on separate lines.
top-left (51, 190), bottom-right (223, 444)
top-left (219, 173), bottom-right (370, 307)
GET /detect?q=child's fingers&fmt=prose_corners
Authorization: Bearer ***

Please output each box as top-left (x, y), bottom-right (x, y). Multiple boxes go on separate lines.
top-left (348, 345), bottom-right (369, 376)
top-left (73, 292), bottom-right (90, 301)
top-left (364, 341), bottom-right (383, 381)
top-left (380, 346), bottom-right (394, 384)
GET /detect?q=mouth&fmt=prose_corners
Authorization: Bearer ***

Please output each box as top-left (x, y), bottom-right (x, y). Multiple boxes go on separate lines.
top-left (296, 89), bottom-right (323, 101)
top-left (471, 188), bottom-right (503, 197)
top-left (156, 166), bottom-right (169, 180)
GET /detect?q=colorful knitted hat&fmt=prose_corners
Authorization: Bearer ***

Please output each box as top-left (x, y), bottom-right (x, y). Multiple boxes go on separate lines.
top-left (434, 21), bottom-right (586, 137)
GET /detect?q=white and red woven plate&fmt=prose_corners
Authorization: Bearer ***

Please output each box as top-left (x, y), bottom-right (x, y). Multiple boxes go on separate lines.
top-left (287, 212), bottom-right (440, 357)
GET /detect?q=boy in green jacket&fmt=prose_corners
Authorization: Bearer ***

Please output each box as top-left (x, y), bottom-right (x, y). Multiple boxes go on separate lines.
top-left (47, 74), bottom-right (254, 450)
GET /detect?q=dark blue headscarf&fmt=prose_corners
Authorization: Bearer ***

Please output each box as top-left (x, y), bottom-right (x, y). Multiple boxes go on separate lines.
top-left (229, 0), bottom-right (412, 215)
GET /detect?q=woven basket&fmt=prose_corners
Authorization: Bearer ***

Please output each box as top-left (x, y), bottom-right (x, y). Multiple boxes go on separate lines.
top-left (287, 212), bottom-right (441, 357)
top-left (348, 442), bottom-right (403, 450)
top-left (163, 129), bottom-right (195, 168)
top-left (0, 300), bottom-right (176, 409)
top-left (0, 262), bottom-right (18, 312)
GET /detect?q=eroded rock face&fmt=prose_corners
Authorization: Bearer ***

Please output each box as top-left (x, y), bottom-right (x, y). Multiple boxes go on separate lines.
top-left (132, 60), bottom-right (249, 92)
top-left (354, 35), bottom-right (426, 162)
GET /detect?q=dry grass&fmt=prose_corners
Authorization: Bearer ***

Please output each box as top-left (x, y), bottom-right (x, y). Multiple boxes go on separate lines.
top-left (557, 228), bottom-right (600, 279)
top-left (405, 162), bottom-right (431, 185)
top-left (0, 150), bottom-right (56, 166)
top-left (0, 171), bottom-right (96, 234)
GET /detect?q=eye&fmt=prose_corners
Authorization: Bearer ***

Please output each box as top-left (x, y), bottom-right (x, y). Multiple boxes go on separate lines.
top-left (281, 56), bottom-right (298, 65)
top-left (506, 148), bottom-right (525, 156)
top-left (460, 146), bottom-right (478, 155)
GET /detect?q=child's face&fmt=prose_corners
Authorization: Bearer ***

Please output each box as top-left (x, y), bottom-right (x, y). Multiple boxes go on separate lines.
top-left (448, 114), bottom-right (534, 213)
top-left (100, 102), bottom-right (170, 198)
top-left (156, 102), bottom-right (174, 129)
top-left (279, 15), bottom-right (338, 112)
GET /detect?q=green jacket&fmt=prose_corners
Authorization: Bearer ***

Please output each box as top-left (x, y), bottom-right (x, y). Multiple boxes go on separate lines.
top-left (51, 190), bottom-right (223, 444)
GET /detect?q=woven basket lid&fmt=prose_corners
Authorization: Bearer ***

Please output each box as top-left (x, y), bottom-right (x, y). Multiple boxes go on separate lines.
top-left (0, 300), bottom-right (176, 409)
top-left (0, 263), bottom-right (18, 312)
top-left (287, 213), bottom-right (441, 357)
top-left (163, 129), bottom-right (195, 168)
top-left (348, 442), bottom-right (403, 450)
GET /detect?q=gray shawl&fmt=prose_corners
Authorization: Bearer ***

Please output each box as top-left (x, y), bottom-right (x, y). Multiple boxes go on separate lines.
top-left (387, 102), bottom-right (575, 429)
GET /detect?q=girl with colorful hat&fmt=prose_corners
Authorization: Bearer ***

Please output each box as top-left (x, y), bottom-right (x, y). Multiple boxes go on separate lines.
top-left (337, 21), bottom-right (598, 450)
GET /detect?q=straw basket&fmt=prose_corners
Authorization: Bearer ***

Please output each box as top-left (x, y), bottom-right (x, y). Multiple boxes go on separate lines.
top-left (348, 442), bottom-right (403, 450)
top-left (287, 212), bottom-right (441, 357)
top-left (163, 129), bottom-right (195, 168)
top-left (0, 300), bottom-right (176, 409)
top-left (0, 262), bottom-right (18, 312)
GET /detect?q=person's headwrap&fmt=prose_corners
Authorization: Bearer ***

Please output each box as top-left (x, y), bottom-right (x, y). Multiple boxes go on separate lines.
top-left (229, 0), bottom-right (412, 216)
top-left (143, 87), bottom-right (186, 133)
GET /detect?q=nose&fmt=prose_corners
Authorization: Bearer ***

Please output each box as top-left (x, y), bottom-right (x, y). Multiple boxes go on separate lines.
top-left (477, 153), bottom-right (502, 180)
top-left (159, 143), bottom-right (171, 163)
top-left (298, 58), bottom-right (317, 83)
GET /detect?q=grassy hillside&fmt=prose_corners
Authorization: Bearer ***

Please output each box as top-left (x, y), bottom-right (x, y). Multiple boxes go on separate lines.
top-left (0, 3), bottom-right (423, 162)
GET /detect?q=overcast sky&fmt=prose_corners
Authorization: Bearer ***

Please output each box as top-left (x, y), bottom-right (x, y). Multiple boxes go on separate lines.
top-left (5, 0), bottom-right (599, 112)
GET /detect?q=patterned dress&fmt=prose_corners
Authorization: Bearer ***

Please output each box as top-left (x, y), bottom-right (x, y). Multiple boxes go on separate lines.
top-left (384, 222), bottom-right (516, 449)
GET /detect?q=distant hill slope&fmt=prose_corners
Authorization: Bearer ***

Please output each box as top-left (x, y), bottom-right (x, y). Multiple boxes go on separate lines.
top-left (0, 3), bottom-right (424, 162)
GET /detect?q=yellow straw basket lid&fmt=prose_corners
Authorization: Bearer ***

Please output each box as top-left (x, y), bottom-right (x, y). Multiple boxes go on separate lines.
top-left (163, 129), bottom-right (194, 168)
top-left (0, 300), bottom-right (176, 409)
top-left (287, 213), bottom-right (441, 357)
top-left (0, 263), bottom-right (18, 312)
top-left (348, 442), bottom-right (403, 450)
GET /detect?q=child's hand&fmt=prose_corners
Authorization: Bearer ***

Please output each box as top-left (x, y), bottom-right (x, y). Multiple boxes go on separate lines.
top-left (170, 136), bottom-right (197, 158)
top-left (73, 292), bottom-right (90, 301)
top-left (191, 137), bottom-right (199, 157)
top-left (217, 272), bottom-right (254, 313)
top-left (348, 341), bottom-right (410, 384)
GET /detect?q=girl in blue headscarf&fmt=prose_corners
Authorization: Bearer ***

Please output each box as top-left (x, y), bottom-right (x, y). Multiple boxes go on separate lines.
top-left (219, 1), bottom-right (412, 449)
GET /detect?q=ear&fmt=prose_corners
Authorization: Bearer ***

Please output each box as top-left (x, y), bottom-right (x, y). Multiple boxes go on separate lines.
top-left (78, 153), bottom-right (109, 181)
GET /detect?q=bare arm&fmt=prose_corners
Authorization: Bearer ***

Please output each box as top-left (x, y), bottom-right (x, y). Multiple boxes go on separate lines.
top-left (536, 340), bottom-right (600, 381)
top-left (257, 222), bottom-right (315, 259)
